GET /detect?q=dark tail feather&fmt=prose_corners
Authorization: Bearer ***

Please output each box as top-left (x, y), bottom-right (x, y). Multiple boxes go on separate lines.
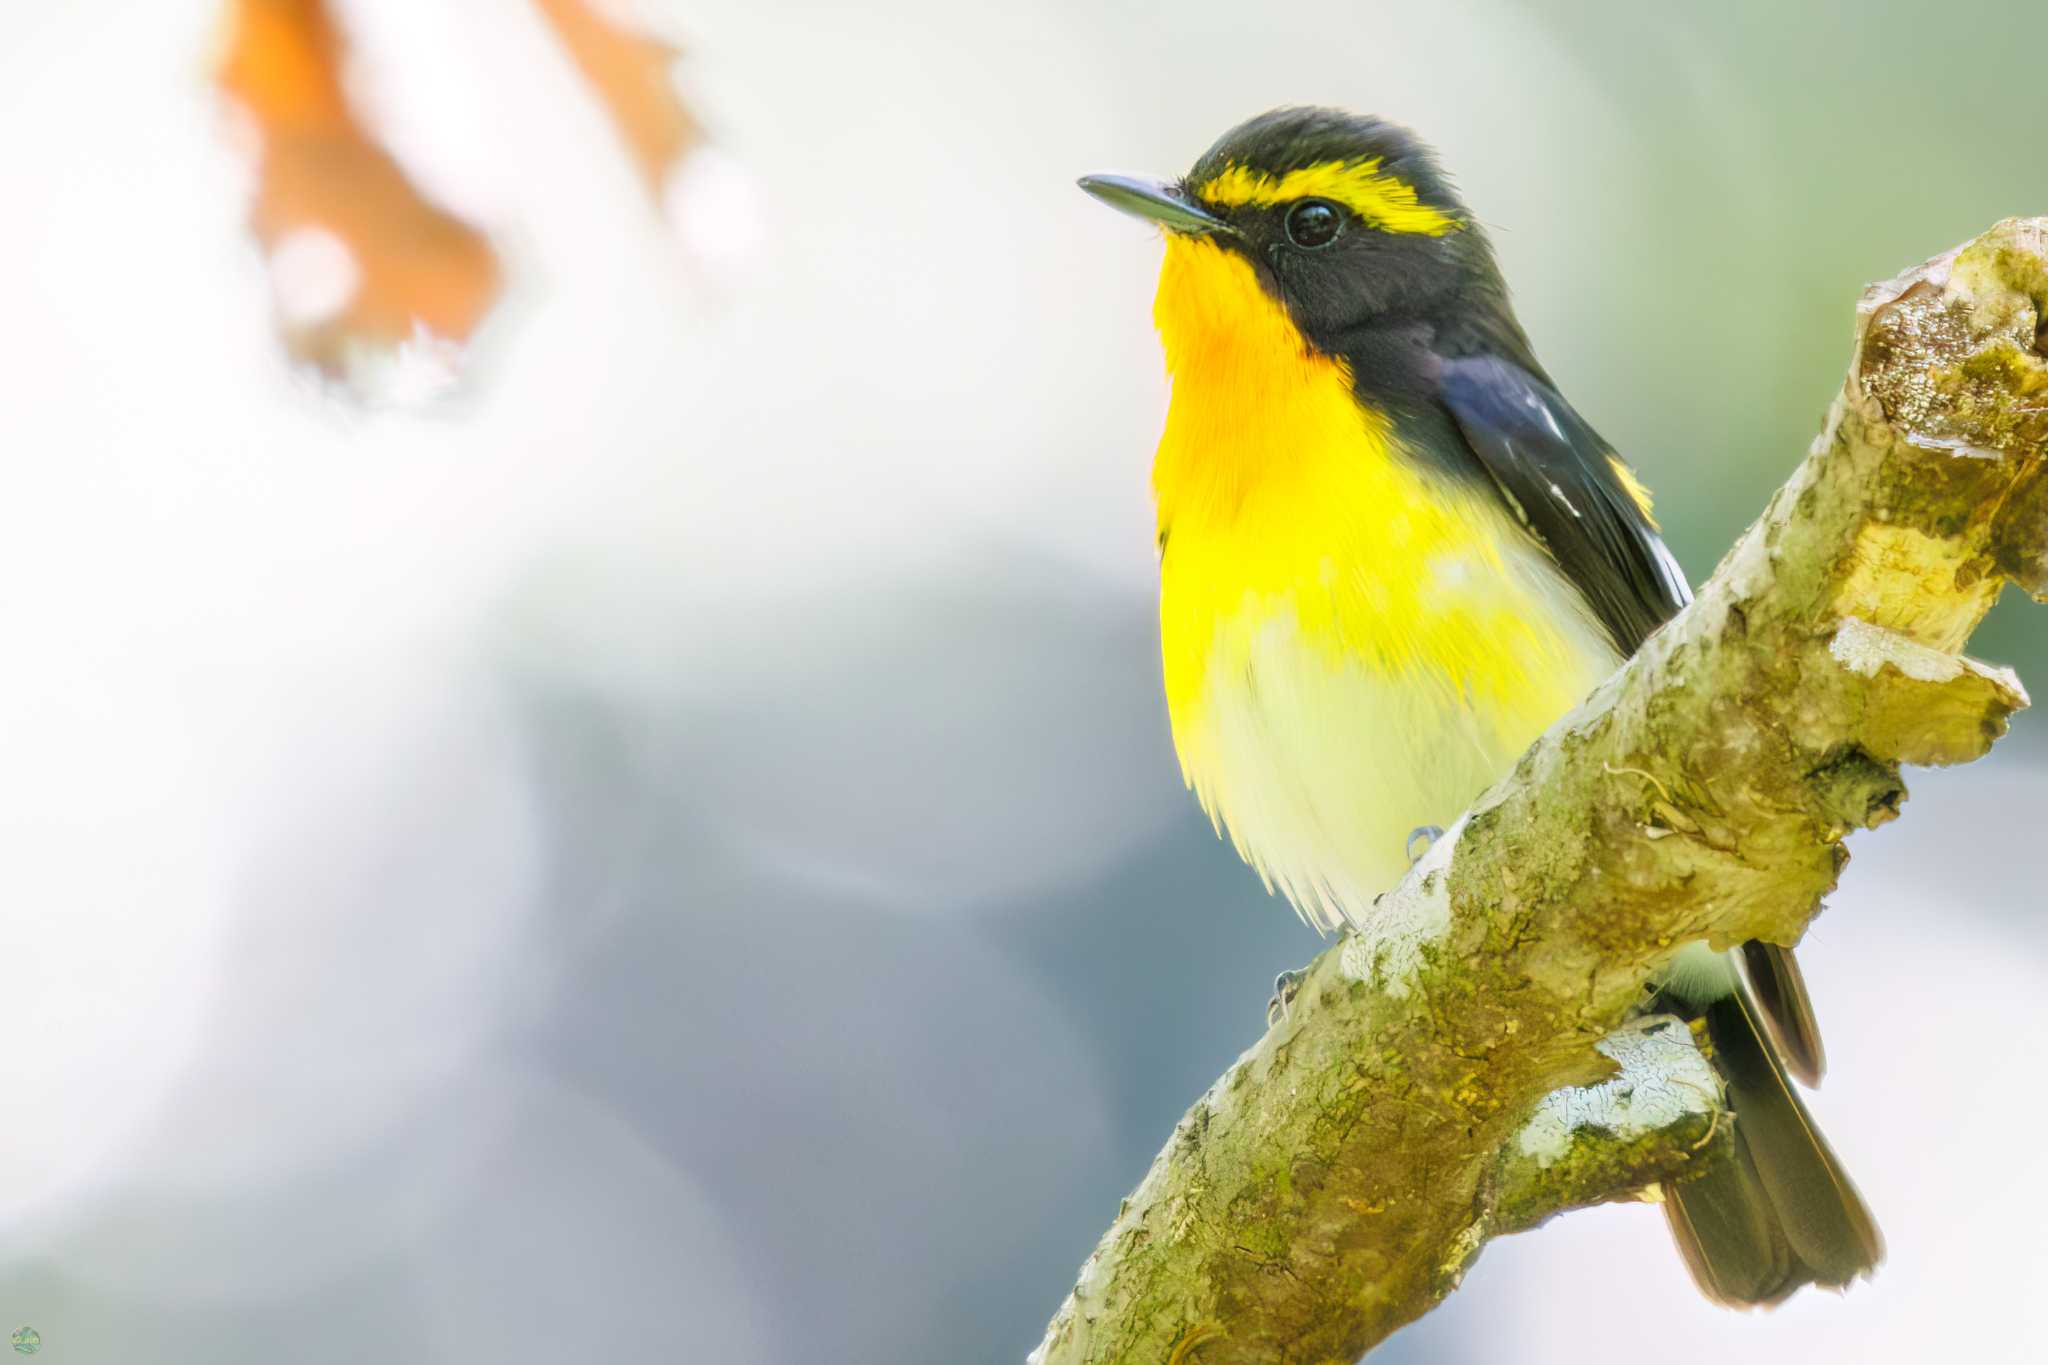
top-left (1741, 941), bottom-right (1826, 1087)
top-left (1661, 988), bottom-right (1882, 1305)
top-left (1662, 1129), bottom-right (1797, 1306)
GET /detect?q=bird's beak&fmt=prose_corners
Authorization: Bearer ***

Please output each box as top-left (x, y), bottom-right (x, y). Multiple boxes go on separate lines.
top-left (1077, 174), bottom-right (1232, 236)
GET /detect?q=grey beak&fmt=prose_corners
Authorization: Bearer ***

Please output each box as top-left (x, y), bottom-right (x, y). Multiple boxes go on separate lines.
top-left (1077, 174), bottom-right (1232, 235)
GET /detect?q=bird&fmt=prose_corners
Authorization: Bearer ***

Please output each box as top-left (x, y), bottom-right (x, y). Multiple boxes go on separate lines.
top-left (1078, 106), bottom-right (1881, 1307)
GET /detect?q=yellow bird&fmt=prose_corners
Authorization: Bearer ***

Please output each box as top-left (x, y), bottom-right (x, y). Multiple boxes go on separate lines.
top-left (1080, 106), bottom-right (1881, 1306)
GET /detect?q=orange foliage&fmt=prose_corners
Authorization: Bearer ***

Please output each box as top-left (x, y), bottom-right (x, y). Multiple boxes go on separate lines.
top-left (535, 0), bottom-right (701, 203)
top-left (216, 0), bottom-right (500, 379)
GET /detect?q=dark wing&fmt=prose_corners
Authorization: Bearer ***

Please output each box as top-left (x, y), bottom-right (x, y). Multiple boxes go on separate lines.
top-left (1438, 353), bottom-right (1689, 657)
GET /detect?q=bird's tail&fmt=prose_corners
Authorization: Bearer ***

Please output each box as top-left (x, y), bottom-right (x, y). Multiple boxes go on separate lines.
top-left (1660, 983), bottom-right (1884, 1306)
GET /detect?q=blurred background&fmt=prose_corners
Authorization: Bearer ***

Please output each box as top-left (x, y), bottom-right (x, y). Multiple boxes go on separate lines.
top-left (3, 0), bottom-right (2046, 1360)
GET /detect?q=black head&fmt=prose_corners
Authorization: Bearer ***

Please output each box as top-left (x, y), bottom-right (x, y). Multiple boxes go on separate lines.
top-left (1081, 107), bottom-right (1516, 361)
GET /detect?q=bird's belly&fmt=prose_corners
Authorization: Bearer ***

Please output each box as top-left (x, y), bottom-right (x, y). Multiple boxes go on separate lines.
top-left (1162, 540), bottom-right (1618, 934)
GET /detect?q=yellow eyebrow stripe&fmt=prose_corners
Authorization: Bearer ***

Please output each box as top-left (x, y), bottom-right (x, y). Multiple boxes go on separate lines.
top-left (1194, 159), bottom-right (1461, 237)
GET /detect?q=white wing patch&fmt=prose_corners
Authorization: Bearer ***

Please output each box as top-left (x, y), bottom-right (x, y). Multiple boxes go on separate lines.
top-left (1645, 532), bottom-right (1692, 608)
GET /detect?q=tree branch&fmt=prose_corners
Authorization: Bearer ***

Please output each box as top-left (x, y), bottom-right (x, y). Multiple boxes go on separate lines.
top-left (1032, 219), bottom-right (2048, 1364)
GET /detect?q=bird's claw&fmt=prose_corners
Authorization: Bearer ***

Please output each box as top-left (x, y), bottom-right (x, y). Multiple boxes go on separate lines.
top-left (1266, 968), bottom-right (1308, 1028)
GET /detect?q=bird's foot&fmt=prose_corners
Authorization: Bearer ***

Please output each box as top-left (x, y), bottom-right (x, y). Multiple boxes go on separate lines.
top-left (1266, 968), bottom-right (1308, 1029)
top-left (1406, 825), bottom-right (1445, 867)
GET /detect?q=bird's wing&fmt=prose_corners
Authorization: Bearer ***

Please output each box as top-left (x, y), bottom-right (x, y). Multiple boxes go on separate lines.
top-left (1437, 353), bottom-right (1690, 657)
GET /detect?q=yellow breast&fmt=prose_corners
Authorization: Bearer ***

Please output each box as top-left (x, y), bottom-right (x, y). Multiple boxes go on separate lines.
top-left (1150, 236), bottom-right (1615, 927)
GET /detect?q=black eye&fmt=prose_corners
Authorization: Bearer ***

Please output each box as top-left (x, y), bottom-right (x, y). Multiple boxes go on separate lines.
top-left (1284, 199), bottom-right (1343, 249)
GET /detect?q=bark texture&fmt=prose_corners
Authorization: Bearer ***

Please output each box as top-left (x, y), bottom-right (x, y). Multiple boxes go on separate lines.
top-left (1031, 219), bottom-right (2048, 1365)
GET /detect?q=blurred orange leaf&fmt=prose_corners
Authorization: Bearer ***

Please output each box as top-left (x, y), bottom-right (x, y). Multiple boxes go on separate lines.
top-left (216, 0), bottom-right (501, 387)
top-left (535, 0), bottom-right (701, 205)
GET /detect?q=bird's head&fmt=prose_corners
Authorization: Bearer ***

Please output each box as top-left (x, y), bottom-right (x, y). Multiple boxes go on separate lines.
top-left (1081, 107), bottom-right (1502, 364)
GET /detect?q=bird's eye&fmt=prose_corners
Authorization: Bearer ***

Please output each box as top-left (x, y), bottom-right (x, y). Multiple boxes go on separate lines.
top-left (1284, 199), bottom-right (1343, 249)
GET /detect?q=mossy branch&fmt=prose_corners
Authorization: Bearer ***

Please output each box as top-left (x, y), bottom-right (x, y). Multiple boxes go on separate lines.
top-left (1031, 219), bottom-right (2048, 1364)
